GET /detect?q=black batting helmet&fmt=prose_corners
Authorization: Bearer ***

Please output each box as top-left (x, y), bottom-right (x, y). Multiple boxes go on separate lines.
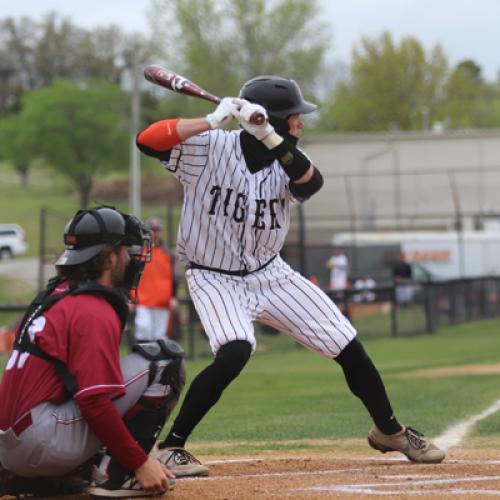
top-left (56, 206), bottom-right (148, 266)
top-left (239, 75), bottom-right (317, 125)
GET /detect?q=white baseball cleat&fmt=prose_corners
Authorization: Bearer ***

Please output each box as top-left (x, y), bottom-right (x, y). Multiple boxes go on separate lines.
top-left (154, 445), bottom-right (209, 477)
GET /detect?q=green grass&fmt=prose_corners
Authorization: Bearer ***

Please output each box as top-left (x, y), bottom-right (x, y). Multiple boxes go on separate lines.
top-left (0, 161), bottom-right (179, 258)
top-left (1, 318), bottom-right (500, 452)
top-left (0, 163), bottom-right (79, 257)
top-left (167, 318), bottom-right (500, 450)
top-left (0, 275), bottom-right (35, 327)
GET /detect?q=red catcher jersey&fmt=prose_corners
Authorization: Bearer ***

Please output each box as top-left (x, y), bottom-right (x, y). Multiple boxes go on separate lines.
top-left (0, 282), bottom-right (125, 430)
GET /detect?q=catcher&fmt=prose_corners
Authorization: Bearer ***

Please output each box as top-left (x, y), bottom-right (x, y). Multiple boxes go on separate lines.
top-left (0, 206), bottom-right (185, 497)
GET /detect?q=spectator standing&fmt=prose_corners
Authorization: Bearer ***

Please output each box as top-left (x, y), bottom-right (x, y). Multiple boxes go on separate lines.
top-left (353, 275), bottom-right (377, 303)
top-left (134, 217), bottom-right (177, 342)
top-left (326, 247), bottom-right (348, 291)
top-left (393, 252), bottom-right (414, 304)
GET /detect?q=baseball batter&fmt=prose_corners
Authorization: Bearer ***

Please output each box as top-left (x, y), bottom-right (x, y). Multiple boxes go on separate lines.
top-left (136, 75), bottom-right (445, 475)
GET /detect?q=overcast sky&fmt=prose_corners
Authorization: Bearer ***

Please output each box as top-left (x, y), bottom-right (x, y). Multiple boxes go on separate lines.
top-left (3, 0), bottom-right (499, 81)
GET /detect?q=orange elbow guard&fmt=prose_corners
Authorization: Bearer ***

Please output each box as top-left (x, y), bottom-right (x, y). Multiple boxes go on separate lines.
top-left (137, 119), bottom-right (181, 151)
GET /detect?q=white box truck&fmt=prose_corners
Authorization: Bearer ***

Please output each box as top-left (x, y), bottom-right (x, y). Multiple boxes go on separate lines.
top-left (332, 231), bottom-right (500, 280)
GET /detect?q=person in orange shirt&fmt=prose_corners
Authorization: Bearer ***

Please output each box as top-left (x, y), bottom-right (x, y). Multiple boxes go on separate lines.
top-left (134, 217), bottom-right (176, 342)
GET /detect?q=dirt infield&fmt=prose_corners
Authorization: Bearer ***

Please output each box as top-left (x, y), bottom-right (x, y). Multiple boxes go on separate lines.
top-left (166, 446), bottom-right (500, 499)
top-left (3, 442), bottom-right (497, 499)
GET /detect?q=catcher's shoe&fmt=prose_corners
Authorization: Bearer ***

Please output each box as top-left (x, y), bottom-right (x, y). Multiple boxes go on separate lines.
top-left (154, 446), bottom-right (209, 477)
top-left (1, 462), bottom-right (90, 497)
top-left (367, 425), bottom-right (445, 463)
top-left (88, 472), bottom-right (175, 498)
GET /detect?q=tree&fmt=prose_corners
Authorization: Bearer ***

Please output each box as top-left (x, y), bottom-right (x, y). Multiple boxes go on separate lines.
top-left (18, 80), bottom-right (130, 207)
top-left (0, 114), bottom-right (34, 185)
top-left (470, 79), bottom-right (500, 128)
top-left (445, 59), bottom-right (485, 128)
top-left (319, 32), bottom-right (449, 132)
top-left (0, 13), bottom-right (151, 113)
top-left (147, 0), bottom-right (329, 116)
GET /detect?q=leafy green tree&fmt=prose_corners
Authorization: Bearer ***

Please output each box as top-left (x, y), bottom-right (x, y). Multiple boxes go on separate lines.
top-left (470, 79), bottom-right (500, 128)
top-left (445, 59), bottom-right (485, 128)
top-left (147, 0), bottom-right (329, 116)
top-left (0, 114), bottom-right (34, 185)
top-left (320, 32), bottom-right (449, 132)
top-left (18, 80), bottom-right (129, 207)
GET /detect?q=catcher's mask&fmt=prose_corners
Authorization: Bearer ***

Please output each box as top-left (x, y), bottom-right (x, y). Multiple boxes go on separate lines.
top-left (56, 206), bottom-right (151, 290)
top-left (239, 75), bottom-right (317, 133)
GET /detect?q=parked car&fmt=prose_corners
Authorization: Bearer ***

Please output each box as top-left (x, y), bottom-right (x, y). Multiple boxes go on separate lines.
top-left (0, 224), bottom-right (28, 260)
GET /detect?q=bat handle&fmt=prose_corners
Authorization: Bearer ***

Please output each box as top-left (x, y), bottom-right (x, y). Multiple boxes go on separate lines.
top-left (250, 112), bottom-right (266, 126)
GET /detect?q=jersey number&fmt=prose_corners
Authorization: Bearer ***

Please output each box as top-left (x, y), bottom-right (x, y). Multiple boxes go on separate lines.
top-left (5, 316), bottom-right (46, 371)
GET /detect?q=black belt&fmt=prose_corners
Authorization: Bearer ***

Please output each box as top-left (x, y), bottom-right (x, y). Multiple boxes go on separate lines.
top-left (189, 255), bottom-right (277, 277)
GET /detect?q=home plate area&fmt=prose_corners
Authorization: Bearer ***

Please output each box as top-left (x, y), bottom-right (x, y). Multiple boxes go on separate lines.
top-left (168, 449), bottom-right (500, 499)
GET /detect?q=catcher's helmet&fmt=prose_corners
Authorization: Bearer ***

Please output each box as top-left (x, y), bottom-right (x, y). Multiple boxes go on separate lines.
top-left (56, 206), bottom-right (148, 266)
top-left (239, 75), bottom-right (317, 122)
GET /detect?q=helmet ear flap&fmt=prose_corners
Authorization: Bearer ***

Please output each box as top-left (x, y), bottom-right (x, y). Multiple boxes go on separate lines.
top-left (269, 115), bottom-right (290, 135)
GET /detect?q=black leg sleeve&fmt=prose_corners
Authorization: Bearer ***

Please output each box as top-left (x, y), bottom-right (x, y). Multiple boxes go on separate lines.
top-left (335, 338), bottom-right (402, 435)
top-left (160, 340), bottom-right (252, 448)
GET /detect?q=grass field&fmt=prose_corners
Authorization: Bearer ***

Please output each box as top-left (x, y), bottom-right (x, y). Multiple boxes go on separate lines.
top-left (1, 318), bottom-right (500, 498)
top-left (167, 318), bottom-right (500, 452)
top-left (1, 318), bottom-right (499, 453)
top-left (0, 161), bottom-right (177, 258)
top-left (1, 287), bottom-right (499, 457)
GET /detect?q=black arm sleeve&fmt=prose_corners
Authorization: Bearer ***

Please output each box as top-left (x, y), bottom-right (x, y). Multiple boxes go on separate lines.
top-left (269, 139), bottom-right (311, 181)
top-left (289, 167), bottom-right (324, 200)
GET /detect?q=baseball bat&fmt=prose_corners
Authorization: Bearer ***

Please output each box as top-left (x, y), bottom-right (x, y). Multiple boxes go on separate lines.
top-left (144, 65), bottom-right (265, 125)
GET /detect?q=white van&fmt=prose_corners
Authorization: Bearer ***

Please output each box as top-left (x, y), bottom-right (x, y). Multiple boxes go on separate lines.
top-left (0, 224), bottom-right (28, 260)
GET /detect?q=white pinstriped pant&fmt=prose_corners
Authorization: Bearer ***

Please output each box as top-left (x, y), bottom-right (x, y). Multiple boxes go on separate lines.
top-left (186, 256), bottom-right (356, 358)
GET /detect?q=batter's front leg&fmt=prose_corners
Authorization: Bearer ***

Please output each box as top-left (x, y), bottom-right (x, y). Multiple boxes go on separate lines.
top-left (156, 340), bottom-right (251, 476)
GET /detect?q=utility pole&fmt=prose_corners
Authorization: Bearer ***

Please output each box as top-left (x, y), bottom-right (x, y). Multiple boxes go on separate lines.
top-left (129, 45), bottom-right (141, 218)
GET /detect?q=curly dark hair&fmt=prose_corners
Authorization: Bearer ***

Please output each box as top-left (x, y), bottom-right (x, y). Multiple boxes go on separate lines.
top-left (56, 246), bottom-right (117, 282)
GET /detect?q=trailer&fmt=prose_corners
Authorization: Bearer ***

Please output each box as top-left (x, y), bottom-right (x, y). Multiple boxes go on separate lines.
top-left (332, 230), bottom-right (500, 281)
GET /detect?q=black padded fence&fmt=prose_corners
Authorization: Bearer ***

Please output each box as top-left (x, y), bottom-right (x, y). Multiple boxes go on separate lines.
top-left (2, 276), bottom-right (500, 360)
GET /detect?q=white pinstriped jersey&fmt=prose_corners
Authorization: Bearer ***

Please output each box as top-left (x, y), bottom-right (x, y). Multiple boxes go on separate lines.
top-left (159, 128), bottom-right (356, 358)
top-left (162, 129), bottom-right (293, 271)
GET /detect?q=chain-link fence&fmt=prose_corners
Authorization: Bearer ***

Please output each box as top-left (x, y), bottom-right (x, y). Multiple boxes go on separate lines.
top-left (2, 275), bottom-right (500, 360)
top-left (119, 275), bottom-right (500, 358)
top-left (38, 207), bottom-right (71, 290)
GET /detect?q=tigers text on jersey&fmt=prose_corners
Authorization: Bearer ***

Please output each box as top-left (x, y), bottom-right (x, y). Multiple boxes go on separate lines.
top-left (163, 129), bottom-right (296, 272)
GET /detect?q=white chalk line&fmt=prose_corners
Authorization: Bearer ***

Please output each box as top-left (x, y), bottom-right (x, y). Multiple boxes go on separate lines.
top-left (180, 467), bottom-right (363, 482)
top-left (299, 475), bottom-right (500, 495)
top-left (182, 459), bottom-right (500, 484)
top-left (188, 401), bottom-right (500, 495)
top-left (206, 456), bottom-right (500, 465)
top-left (205, 396), bottom-right (500, 465)
top-left (190, 456), bottom-right (500, 495)
top-left (435, 397), bottom-right (500, 450)
top-left (308, 488), bottom-right (500, 496)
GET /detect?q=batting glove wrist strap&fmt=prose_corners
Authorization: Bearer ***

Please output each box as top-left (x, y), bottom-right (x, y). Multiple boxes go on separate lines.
top-left (268, 139), bottom-right (311, 181)
top-left (206, 97), bottom-right (238, 129)
top-left (261, 132), bottom-right (284, 149)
